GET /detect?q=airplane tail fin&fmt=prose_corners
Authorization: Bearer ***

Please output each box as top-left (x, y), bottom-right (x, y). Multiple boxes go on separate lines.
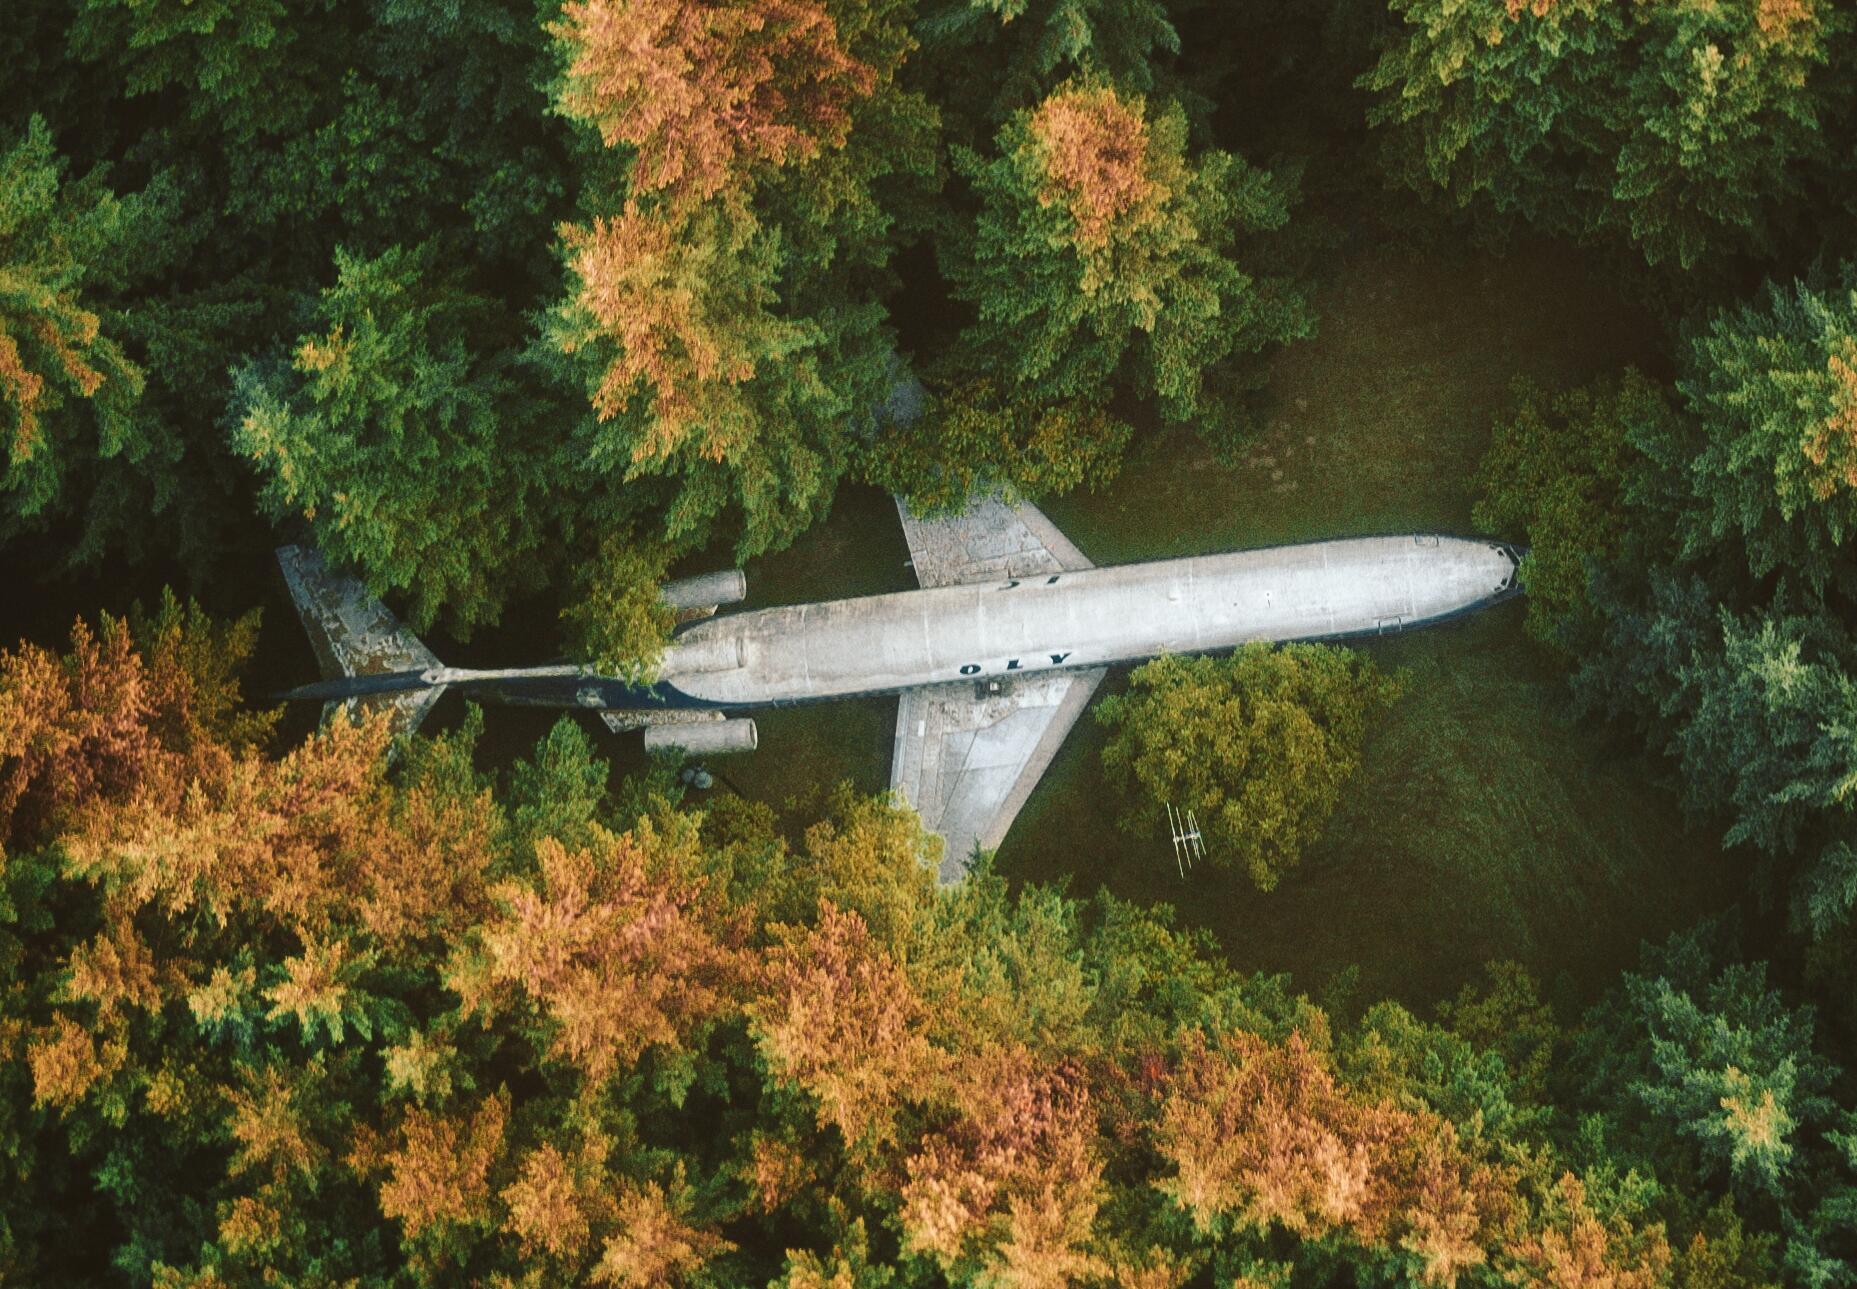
top-left (276, 545), bottom-right (448, 737)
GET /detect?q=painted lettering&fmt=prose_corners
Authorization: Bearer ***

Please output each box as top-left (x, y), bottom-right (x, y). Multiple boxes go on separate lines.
top-left (959, 663), bottom-right (981, 676)
top-left (1049, 652), bottom-right (1071, 665)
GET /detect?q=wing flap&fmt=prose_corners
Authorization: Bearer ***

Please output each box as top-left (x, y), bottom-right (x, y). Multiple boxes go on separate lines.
top-left (892, 668), bottom-right (1106, 883)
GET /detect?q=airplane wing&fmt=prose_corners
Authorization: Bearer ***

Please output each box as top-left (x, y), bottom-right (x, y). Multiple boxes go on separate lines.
top-left (890, 498), bottom-right (1103, 880)
top-left (276, 545), bottom-right (447, 736)
top-left (896, 495), bottom-right (1095, 588)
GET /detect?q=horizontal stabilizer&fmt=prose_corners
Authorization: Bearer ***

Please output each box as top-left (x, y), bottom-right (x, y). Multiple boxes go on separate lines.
top-left (275, 545), bottom-right (446, 736)
top-left (278, 670), bottom-right (434, 703)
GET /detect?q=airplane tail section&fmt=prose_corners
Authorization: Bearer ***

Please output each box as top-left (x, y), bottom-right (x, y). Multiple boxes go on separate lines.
top-left (276, 545), bottom-right (448, 736)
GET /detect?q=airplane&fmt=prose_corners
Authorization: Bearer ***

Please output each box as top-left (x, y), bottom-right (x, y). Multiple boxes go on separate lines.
top-left (279, 498), bottom-right (1524, 882)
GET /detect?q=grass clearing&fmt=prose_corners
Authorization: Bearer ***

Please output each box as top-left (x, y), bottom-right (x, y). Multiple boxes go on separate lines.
top-left (652, 239), bottom-right (1740, 1011)
top-left (996, 241), bottom-right (1735, 1008)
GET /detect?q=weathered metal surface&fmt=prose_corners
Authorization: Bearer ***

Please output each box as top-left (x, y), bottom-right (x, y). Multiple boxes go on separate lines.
top-left (276, 545), bottom-right (446, 735)
top-left (892, 669), bottom-right (1105, 882)
top-left (660, 533), bottom-right (1520, 707)
top-left (599, 708), bottom-right (726, 734)
top-left (661, 570), bottom-right (747, 612)
top-left (888, 498), bottom-right (1103, 880)
top-left (642, 717), bottom-right (759, 755)
top-left (277, 545), bottom-right (439, 678)
top-left (896, 496), bottom-right (1093, 588)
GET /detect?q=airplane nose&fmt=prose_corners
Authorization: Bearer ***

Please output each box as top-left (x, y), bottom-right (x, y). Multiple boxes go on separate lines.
top-left (1496, 543), bottom-right (1526, 591)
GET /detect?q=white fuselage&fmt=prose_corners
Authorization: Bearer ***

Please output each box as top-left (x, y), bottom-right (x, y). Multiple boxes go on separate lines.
top-left (658, 534), bottom-right (1518, 706)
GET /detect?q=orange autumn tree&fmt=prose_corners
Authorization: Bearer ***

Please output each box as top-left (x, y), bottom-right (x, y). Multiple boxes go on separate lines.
top-left (457, 817), bottom-right (751, 1085)
top-left (1505, 1173), bottom-right (1673, 1289)
top-left (0, 615), bottom-right (162, 847)
top-left (0, 592), bottom-right (270, 851)
top-left (0, 606), bottom-right (1742, 1286)
top-left (555, 202), bottom-right (806, 466)
top-left (1154, 1025), bottom-right (1683, 1287)
top-left (752, 900), bottom-right (942, 1153)
top-left (1028, 83), bottom-right (1167, 258)
top-left (1159, 1029), bottom-right (1426, 1242)
top-left (554, 0), bottom-right (874, 206)
top-left (1155, 1028), bottom-right (1527, 1286)
top-left (899, 1047), bottom-right (1108, 1284)
top-left (545, 0), bottom-right (930, 579)
top-left (362, 1095), bottom-right (510, 1243)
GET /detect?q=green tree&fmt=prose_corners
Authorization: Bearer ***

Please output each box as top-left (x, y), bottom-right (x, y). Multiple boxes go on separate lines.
top-left (1568, 926), bottom-right (1857, 1276)
top-left (230, 242), bottom-right (546, 634)
top-left (35, 0), bottom-right (577, 589)
top-left (68, 0), bottom-right (332, 144)
top-left (1473, 371), bottom-right (1675, 655)
top-left (1609, 0), bottom-right (1844, 270)
top-left (1674, 272), bottom-right (1857, 595)
top-left (1436, 960), bottom-right (1564, 1109)
top-left (945, 82), bottom-right (1309, 449)
top-left (1575, 570), bottom-right (1857, 940)
top-left (1361, 0), bottom-right (1849, 270)
top-left (1675, 613), bottom-right (1857, 857)
top-left (866, 378), bottom-right (1131, 513)
top-left (918, 0), bottom-right (1181, 130)
top-left (1674, 610), bottom-right (1857, 938)
top-left (1096, 644), bottom-right (1403, 892)
top-left (557, 532), bottom-right (676, 682)
top-left (0, 117), bottom-right (173, 558)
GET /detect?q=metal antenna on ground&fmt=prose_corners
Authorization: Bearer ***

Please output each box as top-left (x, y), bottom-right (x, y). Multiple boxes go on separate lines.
top-left (1166, 804), bottom-right (1204, 879)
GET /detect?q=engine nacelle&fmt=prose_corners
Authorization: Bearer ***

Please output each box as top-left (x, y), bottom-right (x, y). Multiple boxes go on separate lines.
top-left (660, 570), bottom-right (747, 617)
top-left (660, 632), bottom-right (743, 677)
top-left (642, 717), bottom-right (758, 756)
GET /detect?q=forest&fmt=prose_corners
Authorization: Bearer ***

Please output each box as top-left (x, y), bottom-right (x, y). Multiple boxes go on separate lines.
top-left (4, 0), bottom-right (1857, 1283)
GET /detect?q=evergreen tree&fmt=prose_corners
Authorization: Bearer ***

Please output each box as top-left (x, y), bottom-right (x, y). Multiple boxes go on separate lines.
top-left (945, 82), bottom-right (1310, 449)
top-left (229, 243), bottom-right (547, 633)
top-left (68, 0), bottom-right (335, 145)
top-left (917, 0), bottom-right (1180, 131)
top-left (1675, 272), bottom-right (1857, 596)
top-left (0, 116), bottom-right (183, 561)
top-left (1676, 613), bottom-right (1857, 858)
top-left (1569, 926), bottom-right (1857, 1277)
top-left (1362, 0), bottom-right (1850, 270)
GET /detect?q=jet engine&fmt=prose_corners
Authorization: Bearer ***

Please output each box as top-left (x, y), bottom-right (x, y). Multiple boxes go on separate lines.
top-left (642, 717), bottom-right (758, 756)
top-left (660, 570), bottom-right (747, 622)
